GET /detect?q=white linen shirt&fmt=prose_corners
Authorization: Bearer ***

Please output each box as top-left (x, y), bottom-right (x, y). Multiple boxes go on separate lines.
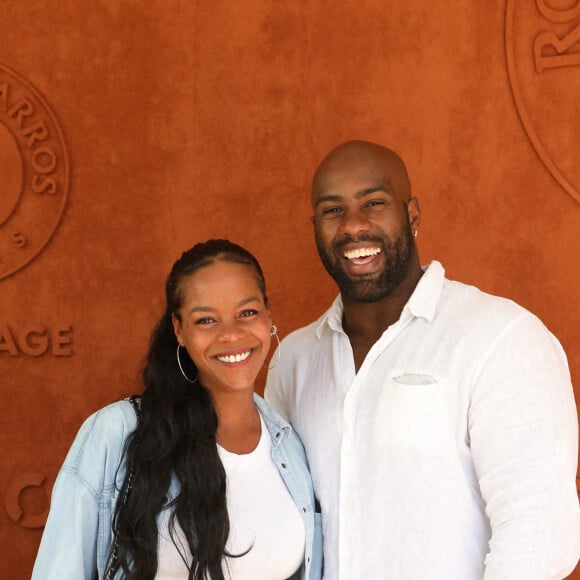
top-left (266, 261), bottom-right (580, 580)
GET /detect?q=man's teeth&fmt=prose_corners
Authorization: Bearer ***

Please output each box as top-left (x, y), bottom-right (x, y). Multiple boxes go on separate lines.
top-left (343, 247), bottom-right (382, 260)
top-left (217, 350), bottom-right (251, 363)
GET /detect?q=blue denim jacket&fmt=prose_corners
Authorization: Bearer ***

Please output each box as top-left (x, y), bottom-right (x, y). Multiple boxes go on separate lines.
top-left (32, 394), bottom-right (322, 579)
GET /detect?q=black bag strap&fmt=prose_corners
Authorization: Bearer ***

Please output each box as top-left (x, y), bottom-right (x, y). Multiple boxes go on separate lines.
top-left (103, 396), bottom-right (142, 580)
top-left (126, 395), bottom-right (142, 424)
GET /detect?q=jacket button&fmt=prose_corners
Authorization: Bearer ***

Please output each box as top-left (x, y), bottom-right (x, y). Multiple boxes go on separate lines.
top-left (281, 463), bottom-right (287, 468)
top-left (303, 507), bottom-right (307, 513)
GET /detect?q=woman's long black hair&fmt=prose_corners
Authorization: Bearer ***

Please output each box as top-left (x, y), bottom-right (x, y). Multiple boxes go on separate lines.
top-left (105, 239), bottom-right (268, 580)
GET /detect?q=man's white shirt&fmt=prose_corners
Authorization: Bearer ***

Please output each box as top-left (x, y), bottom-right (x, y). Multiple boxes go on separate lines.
top-left (266, 261), bottom-right (580, 580)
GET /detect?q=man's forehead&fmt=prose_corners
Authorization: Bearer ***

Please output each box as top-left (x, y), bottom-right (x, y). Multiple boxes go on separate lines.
top-left (313, 162), bottom-right (397, 199)
top-left (311, 141), bottom-right (411, 203)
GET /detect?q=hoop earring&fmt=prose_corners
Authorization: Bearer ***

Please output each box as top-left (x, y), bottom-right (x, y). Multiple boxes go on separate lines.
top-left (268, 324), bottom-right (281, 370)
top-left (176, 344), bottom-right (198, 383)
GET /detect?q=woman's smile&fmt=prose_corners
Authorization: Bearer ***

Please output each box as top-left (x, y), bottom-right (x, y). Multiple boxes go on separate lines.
top-left (172, 259), bottom-right (272, 396)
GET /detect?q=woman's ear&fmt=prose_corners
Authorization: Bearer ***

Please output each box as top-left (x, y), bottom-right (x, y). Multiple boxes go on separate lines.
top-left (171, 313), bottom-right (184, 346)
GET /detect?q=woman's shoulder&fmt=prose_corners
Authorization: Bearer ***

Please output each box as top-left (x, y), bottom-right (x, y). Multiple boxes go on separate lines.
top-left (62, 398), bottom-right (139, 475)
top-left (79, 398), bottom-right (138, 442)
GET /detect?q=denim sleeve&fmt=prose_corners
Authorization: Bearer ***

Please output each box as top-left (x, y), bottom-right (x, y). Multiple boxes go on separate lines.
top-left (32, 468), bottom-right (100, 579)
top-left (32, 402), bottom-right (133, 579)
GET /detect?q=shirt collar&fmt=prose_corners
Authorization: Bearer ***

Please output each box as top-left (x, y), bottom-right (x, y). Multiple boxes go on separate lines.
top-left (253, 394), bottom-right (292, 445)
top-left (402, 260), bottom-right (444, 322)
top-left (315, 294), bottom-right (345, 338)
top-left (315, 260), bottom-right (445, 338)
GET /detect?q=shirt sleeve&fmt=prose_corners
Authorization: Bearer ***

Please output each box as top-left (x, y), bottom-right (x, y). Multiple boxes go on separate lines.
top-left (32, 472), bottom-right (100, 579)
top-left (265, 344), bottom-right (292, 422)
top-left (32, 415), bottom-right (101, 580)
top-left (32, 404), bottom-right (130, 580)
top-left (469, 312), bottom-right (580, 579)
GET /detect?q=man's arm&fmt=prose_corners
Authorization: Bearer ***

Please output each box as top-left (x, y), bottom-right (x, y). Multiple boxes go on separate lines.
top-left (265, 343), bottom-right (292, 422)
top-left (469, 312), bottom-right (580, 579)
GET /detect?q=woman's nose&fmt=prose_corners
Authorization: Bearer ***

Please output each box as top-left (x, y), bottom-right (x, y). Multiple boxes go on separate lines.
top-left (217, 319), bottom-right (245, 342)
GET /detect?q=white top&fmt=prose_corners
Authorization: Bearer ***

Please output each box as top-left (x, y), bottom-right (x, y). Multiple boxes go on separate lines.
top-left (156, 415), bottom-right (305, 579)
top-left (266, 261), bottom-right (580, 580)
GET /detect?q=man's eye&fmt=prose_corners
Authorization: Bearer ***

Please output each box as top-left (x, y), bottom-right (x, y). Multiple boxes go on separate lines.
top-left (239, 309), bottom-right (258, 318)
top-left (321, 206), bottom-right (342, 216)
top-left (365, 200), bottom-right (386, 208)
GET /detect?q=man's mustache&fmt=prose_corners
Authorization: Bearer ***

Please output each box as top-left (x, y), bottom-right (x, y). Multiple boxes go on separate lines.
top-left (331, 234), bottom-right (385, 252)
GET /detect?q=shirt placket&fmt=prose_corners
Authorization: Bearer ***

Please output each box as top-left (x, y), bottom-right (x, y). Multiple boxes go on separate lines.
top-left (337, 314), bottom-right (414, 580)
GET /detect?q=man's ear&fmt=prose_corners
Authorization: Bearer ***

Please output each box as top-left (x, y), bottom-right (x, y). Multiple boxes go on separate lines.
top-left (407, 197), bottom-right (421, 230)
top-left (171, 313), bottom-right (184, 346)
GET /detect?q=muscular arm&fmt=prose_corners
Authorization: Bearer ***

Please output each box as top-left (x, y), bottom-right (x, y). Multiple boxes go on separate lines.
top-left (469, 313), bottom-right (580, 579)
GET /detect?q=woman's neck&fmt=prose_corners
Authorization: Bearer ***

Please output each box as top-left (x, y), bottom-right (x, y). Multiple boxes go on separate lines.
top-left (213, 390), bottom-right (261, 454)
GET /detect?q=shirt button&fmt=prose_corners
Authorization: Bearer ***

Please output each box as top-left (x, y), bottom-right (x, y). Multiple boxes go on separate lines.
top-left (281, 463), bottom-right (287, 468)
top-left (302, 507), bottom-right (307, 513)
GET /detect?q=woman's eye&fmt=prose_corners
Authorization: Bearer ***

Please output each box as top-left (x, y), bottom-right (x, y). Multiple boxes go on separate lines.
top-left (239, 309), bottom-right (258, 318)
top-left (195, 317), bottom-right (216, 325)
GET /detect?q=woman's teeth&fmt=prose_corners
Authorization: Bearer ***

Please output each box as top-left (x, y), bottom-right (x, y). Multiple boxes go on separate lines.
top-left (216, 350), bottom-right (251, 363)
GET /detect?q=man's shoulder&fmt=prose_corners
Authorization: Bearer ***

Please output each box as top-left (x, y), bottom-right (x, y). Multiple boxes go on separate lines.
top-left (441, 275), bottom-right (548, 334)
top-left (265, 308), bottom-right (334, 404)
top-left (280, 310), bottom-right (331, 349)
top-left (444, 276), bottom-right (527, 312)
top-left (283, 319), bottom-right (321, 341)
top-left (283, 296), bottom-right (342, 350)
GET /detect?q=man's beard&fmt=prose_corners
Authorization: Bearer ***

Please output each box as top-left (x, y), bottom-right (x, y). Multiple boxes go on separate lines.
top-left (315, 224), bottom-right (415, 303)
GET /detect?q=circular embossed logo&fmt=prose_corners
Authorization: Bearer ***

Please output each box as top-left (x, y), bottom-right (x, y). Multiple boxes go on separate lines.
top-left (0, 64), bottom-right (69, 280)
top-left (506, 0), bottom-right (580, 203)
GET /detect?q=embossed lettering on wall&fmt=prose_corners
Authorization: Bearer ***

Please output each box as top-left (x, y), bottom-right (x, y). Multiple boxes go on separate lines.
top-left (534, 0), bottom-right (580, 71)
top-left (505, 0), bottom-right (580, 203)
top-left (0, 64), bottom-right (69, 280)
top-left (5, 471), bottom-right (50, 529)
top-left (0, 322), bottom-right (73, 356)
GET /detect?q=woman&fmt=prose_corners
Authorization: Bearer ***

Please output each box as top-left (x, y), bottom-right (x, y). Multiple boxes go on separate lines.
top-left (32, 239), bottom-right (322, 580)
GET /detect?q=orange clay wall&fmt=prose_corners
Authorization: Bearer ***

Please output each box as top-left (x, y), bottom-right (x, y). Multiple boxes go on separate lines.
top-left (1, 1), bottom-right (579, 577)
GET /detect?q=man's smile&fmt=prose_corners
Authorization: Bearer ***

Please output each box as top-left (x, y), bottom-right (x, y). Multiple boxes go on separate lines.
top-left (343, 246), bottom-right (382, 262)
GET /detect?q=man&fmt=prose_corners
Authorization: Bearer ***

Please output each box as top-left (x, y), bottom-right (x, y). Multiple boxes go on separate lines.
top-left (266, 140), bottom-right (580, 579)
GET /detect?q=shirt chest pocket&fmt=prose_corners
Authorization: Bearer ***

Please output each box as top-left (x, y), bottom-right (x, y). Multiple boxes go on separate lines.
top-left (363, 373), bottom-right (453, 453)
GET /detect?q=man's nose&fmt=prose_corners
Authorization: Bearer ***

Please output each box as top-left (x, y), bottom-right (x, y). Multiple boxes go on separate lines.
top-left (339, 208), bottom-right (371, 236)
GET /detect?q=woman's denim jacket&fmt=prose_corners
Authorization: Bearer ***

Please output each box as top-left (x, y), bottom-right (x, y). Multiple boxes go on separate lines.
top-left (32, 394), bottom-right (322, 579)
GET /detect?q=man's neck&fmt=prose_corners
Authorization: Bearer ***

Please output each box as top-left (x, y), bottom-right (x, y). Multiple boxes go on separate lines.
top-left (342, 263), bottom-right (423, 371)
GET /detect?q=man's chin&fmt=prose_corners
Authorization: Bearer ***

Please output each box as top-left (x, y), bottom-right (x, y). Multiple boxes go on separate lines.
top-left (336, 277), bottom-right (389, 302)
top-left (345, 289), bottom-right (389, 303)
